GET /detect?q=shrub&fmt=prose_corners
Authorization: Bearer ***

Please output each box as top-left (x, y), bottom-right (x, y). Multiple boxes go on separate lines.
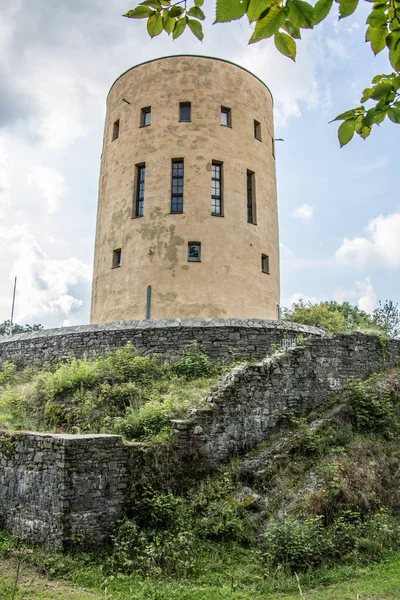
top-left (170, 344), bottom-right (220, 379)
top-left (346, 375), bottom-right (399, 436)
top-left (0, 362), bottom-right (17, 387)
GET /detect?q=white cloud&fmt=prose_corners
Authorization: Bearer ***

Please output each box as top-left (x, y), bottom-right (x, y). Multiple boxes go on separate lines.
top-left (28, 166), bottom-right (65, 213)
top-left (336, 213), bottom-right (400, 269)
top-left (291, 203), bottom-right (314, 221)
top-left (333, 277), bottom-right (376, 314)
top-left (282, 292), bottom-right (320, 308)
top-left (5, 232), bottom-right (91, 324)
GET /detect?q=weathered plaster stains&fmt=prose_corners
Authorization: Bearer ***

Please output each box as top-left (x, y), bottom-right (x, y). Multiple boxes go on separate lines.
top-left (90, 56), bottom-right (279, 323)
top-left (158, 292), bottom-right (177, 302)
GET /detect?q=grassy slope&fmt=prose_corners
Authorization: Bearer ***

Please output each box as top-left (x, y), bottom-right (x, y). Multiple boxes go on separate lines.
top-left (2, 552), bottom-right (400, 599)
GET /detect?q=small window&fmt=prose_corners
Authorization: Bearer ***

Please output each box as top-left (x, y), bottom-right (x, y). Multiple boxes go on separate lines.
top-left (112, 249), bottom-right (121, 268)
top-left (188, 242), bottom-right (201, 262)
top-left (272, 136), bottom-right (275, 159)
top-left (254, 120), bottom-right (261, 141)
top-left (171, 159), bottom-right (184, 213)
top-left (221, 107), bottom-right (231, 127)
top-left (211, 162), bottom-right (223, 216)
top-left (135, 164), bottom-right (146, 217)
top-left (247, 170), bottom-right (256, 224)
top-left (179, 102), bottom-right (191, 122)
top-left (261, 254), bottom-right (270, 274)
top-left (112, 119), bottom-right (120, 141)
top-left (141, 107), bottom-right (151, 127)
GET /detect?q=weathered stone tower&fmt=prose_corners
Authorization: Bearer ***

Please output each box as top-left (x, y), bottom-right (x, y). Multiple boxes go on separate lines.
top-left (90, 55), bottom-right (279, 323)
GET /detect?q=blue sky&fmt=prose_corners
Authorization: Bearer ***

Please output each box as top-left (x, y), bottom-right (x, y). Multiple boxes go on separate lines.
top-left (0, 0), bottom-right (398, 327)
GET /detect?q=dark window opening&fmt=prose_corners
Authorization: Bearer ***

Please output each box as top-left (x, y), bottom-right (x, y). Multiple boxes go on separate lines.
top-left (112, 120), bottom-right (120, 141)
top-left (262, 254), bottom-right (270, 274)
top-left (171, 159), bottom-right (184, 213)
top-left (254, 120), bottom-right (261, 141)
top-left (211, 162), bottom-right (223, 216)
top-left (221, 107), bottom-right (231, 127)
top-left (141, 107), bottom-right (151, 127)
top-left (179, 102), bottom-right (191, 122)
top-left (188, 242), bottom-right (201, 262)
top-left (247, 170), bottom-right (256, 224)
top-left (272, 136), bottom-right (275, 159)
top-left (112, 248), bottom-right (121, 268)
top-left (135, 164), bottom-right (146, 217)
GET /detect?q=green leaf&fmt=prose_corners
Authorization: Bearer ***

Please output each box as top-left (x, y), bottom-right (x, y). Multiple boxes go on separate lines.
top-left (313, 0), bottom-right (333, 24)
top-left (140, 0), bottom-right (162, 7)
top-left (215, 0), bottom-right (248, 22)
top-left (124, 6), bottom-right (155, 18)
top-left (338, 0), bottom-right (358, 19)
top-left (169, 5), bottom-right (184, 17)
top-left (288, 0), bottom-right (315, 28)
top-left (365, 24), bottom-right (388, 54)
top-left (282, 20), bottom-right (302, 38)
top-left (247, 0), bottom-right (269, 22)
top-left (370, 82), bottom-right (393, 99)
top-left (187, 6), bottom-right (206, 19)
top-left (147, 11), bottom-right (163, 36)
top-left (359, 125), bottom-right (372, 139)
top-left (173, 16), bottom-right (187, 38)
top-left (274, 31), bottom-right (297, 60)
top-left (360, 87), bottom-right (373, 102)
top-left (387, 31), bottom-right (400, 69)
top-left (372, 74), bottom-right (383, 83)
top-left (194, 0), bottom-right (204, 5)
top-left (249, 7), bottom-right (286, 42)
top-left (338, 119), bottom-right (356, 147)
top-left (366, 9), bottom-right (387, 28)
top-left (331, 109), bottom-right (356, 121)
top-left (163, 11), bottom-right (176, 33)
top-left (387, 107), bottom-right (400, 122)
top-left (354, 114), bottom-right (364, 132)
top-left (187, 17), bottom-right (204, 39)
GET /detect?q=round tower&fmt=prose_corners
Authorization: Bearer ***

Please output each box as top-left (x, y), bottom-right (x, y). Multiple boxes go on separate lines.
top-left (90, 55), bottom-right (280, 322)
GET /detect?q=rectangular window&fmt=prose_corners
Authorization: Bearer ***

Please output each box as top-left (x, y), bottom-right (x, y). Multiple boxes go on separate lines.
top-left (188, 242), bottom-right (201, 262)
top-left (112, 248), bottom-right (121, 268)
top-left (262, 254), bottom-right (270, 274)
top-left (112, 119), bottom-right (120, 141)
top-left (135, 164), bottom-right (146, 217)
top-left (272, 136), bottom-right (275, 159)
top-left (171, 159), bottom-right (184, 213)
top-left (179, 102), bottom-right (191, 122)
top-left (221, 107), bottom-right (231, 127)
top-left (141, 107), bottom-right (151, 127)
top-left (247, 170), bottom-right (256, 224)
top-left (211, 162), bottom-right (223, 216)
top-left (254, 120), bottom-right (261, 141)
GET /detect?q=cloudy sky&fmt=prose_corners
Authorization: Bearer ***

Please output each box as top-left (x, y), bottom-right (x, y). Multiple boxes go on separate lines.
top-left (0, 0), bottom-right (398, 328)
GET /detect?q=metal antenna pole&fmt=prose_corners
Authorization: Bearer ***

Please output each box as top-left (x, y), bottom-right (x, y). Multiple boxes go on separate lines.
top-left (10, 276), bottom-right (17, 334)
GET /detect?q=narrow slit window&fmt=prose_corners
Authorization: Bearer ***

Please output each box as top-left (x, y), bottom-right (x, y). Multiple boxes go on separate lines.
top-left (179, 102), bottom-right (191, 122)
top-left (112, 119), bottom-right (120, 141)
top-left (247, 170), bottom-right (256, 224)
top-left (221, 107), bottom-right (231, 127)
top-left (141, 107), bottom-right (151, 127)
top-left (254, 120), bottom-right (261, 141)
top-left (171, 159), bottom-right (184, 213)
top-left (188, 242), bottom-right (201, 262)
top-left (135, 164), bottom-right (146, 217)
top-left (272, 136), bottom-right (275, 159)
top-left (112, 248), bottom-right (121, 268)
top-left (211, 162), bottom-right (223, 216)
top-left (262, 254), bottom-right (270, 274)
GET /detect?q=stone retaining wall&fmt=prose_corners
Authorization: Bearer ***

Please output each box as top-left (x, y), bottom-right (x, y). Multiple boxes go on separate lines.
top-left (0, 319), bottom-right (324, 368)
top-left (172, 333), bottom-right (400, 466)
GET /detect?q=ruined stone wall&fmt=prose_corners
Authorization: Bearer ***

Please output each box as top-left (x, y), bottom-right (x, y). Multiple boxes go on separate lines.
top-left (0, 319), bottom-right (324, 369)
top-left (0, 433), bottom-right (129, 549)
top-left (172, 333), bottom-right (400, 466)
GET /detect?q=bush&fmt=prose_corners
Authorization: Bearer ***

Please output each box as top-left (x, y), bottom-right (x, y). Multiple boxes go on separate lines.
top-left (170, 344), bottom-right (220, 379)
top-left (0, 362), bottom-right (17, 387)
top-left (346, 374), bottom-right (399, 436)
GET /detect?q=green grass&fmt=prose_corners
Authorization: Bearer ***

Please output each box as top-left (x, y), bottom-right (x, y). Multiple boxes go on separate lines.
top-left (2, 546), bottom-right (400, 599)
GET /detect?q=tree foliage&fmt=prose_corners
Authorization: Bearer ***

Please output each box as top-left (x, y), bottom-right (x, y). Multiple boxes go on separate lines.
top-left (282, 299), bottom-right (400, 336)
top-left (124, 0), bottom-right (400, 145)
top-left (0, 320), bottom-right (43, 337)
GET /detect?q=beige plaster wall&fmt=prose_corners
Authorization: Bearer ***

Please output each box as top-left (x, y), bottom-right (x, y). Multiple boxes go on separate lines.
top-left (90, 55), bottom-right (280, 322)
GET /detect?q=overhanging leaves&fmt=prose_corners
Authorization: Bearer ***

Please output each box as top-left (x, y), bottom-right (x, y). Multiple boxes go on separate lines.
top-left (249, 6), bottom-right (286, 43)
top-left (288, 0), bottom-right (314, 29)
top-left (274, 31), bottom-right (297, 60)
top-left (338, 119), bottom-right (356, 146)
top-left (215, 0), bottom-right (248, 22)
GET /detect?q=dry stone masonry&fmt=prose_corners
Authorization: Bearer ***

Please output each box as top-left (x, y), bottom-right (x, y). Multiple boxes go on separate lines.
top-left (1, 329), bottom-right (400, 548)
top-left (0, 319), bottom-right (325, 368)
